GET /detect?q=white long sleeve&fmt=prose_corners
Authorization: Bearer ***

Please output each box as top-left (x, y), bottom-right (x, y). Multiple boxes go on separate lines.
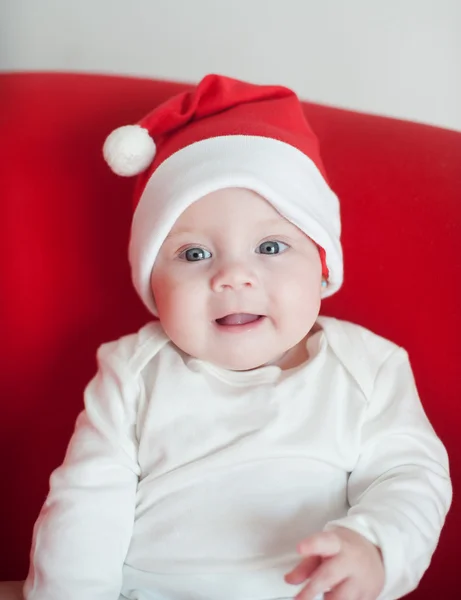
top-left (324, 347), bottom-right (452, 599)
top-left (24, 338), bottom-right (142, 600)
top-left (23, 318), bottom-right (451, 600)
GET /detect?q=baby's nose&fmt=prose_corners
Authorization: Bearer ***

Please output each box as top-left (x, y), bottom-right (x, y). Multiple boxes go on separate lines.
top-left (210, 262), bottom-right (257, 292)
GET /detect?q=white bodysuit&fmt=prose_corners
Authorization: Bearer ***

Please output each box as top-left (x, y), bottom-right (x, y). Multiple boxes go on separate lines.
top-left (24, 317), bottom-right (452, 600)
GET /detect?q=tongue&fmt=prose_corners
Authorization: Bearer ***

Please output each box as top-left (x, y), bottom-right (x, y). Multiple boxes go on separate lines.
top-left (217, 313), bottom-right (260, 326)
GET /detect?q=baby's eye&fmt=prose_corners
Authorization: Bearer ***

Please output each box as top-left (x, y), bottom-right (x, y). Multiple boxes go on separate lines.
top-left (256, 240), bottom-right (289, 255)
top-left (179, 247), bottom-right (212, 262)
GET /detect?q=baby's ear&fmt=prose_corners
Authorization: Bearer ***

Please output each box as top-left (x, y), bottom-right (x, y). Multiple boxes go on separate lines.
top-left (148, 275), bottom-right (160, 318)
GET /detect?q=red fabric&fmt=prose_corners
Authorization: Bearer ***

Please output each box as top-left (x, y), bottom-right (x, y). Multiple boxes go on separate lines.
top-left (1, 73), bottom-right (460, 598)
top-left (126, 73), bottom-right (330, 206)
top-left (317, 245), bottom-right (329, 280)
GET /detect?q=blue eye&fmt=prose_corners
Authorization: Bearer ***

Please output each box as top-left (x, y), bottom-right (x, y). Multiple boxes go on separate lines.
top-left (256, 240), bottom-right (289, 255)
top-left (179, 247), bottom-right (212, 262)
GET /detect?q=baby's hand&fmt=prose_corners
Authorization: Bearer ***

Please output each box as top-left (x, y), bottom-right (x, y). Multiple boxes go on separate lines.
top-left (284, 526), bottom-right (385, 600)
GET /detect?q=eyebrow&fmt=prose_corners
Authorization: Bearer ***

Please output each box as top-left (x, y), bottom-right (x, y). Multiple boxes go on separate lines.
top-left (164, 229), bottom-right (197, 241)
top-left (258, 217), bottom-right (292, 228)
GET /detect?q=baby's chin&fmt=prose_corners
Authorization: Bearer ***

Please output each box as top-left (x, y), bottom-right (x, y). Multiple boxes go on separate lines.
top-left (203, 336), bottom-right (312, 371)
top-left (202, 350), bottom-right (284, 372)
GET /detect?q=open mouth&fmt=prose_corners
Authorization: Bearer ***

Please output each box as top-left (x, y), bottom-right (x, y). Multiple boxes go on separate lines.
top-left (215, 313), bottom-right (264, 327)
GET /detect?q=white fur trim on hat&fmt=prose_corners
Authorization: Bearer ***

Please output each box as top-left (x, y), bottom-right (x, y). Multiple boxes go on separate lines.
top-left (129, 135), bottom-right (343, 315)
top-left (103, 125), bottom-right (156, 176)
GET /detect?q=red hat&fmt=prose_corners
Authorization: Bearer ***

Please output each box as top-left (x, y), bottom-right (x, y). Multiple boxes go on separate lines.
top-left (103, 74), bottom-right (342, 315)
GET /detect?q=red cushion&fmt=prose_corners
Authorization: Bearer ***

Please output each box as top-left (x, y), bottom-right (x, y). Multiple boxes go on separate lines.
top-left (1, 73), bottom-right (460, 597)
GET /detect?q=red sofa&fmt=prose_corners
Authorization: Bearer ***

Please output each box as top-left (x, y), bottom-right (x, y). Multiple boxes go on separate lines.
top-left (1, 73), bottom-right (460, 598)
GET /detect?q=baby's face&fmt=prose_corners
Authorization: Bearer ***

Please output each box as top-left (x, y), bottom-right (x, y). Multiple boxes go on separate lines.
top-left (151, 188), bottom-right (323, 370)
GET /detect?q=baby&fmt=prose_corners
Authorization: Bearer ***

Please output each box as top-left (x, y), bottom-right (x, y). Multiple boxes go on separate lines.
top-left (24, 74), bottom-right (452, 600)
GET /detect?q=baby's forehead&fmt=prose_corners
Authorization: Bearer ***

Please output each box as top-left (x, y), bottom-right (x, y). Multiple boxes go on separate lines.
top-left (169, 187), bottom-right (292, 232)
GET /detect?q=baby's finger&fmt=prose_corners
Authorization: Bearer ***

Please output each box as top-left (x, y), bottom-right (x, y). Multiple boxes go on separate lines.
top-left (295, 556), bottom-right (346, 600)
top-left (298, 531), bottom-right (341, 558)
top-left (325, 578), bottom-right (357, 600)
top-left (285, 555), bottom-right (322, 584)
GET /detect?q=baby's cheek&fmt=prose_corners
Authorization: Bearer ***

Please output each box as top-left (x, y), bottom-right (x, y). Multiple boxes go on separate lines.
top-left (280, 280), bottom-right (321, 328)
top-left (162, 288), bottom-right (205, 331)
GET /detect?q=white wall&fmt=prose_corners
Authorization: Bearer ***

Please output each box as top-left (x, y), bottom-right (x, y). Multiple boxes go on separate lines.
top-left (1, 0), bottom-right (460, 131)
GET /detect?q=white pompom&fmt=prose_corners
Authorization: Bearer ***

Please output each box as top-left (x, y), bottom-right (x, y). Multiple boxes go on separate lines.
top-left (103, 125), bottom-right (156, 176)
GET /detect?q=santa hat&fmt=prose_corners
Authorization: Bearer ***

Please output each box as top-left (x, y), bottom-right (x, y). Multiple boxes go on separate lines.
top-left (103, 74), bottom-right (343, 315)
